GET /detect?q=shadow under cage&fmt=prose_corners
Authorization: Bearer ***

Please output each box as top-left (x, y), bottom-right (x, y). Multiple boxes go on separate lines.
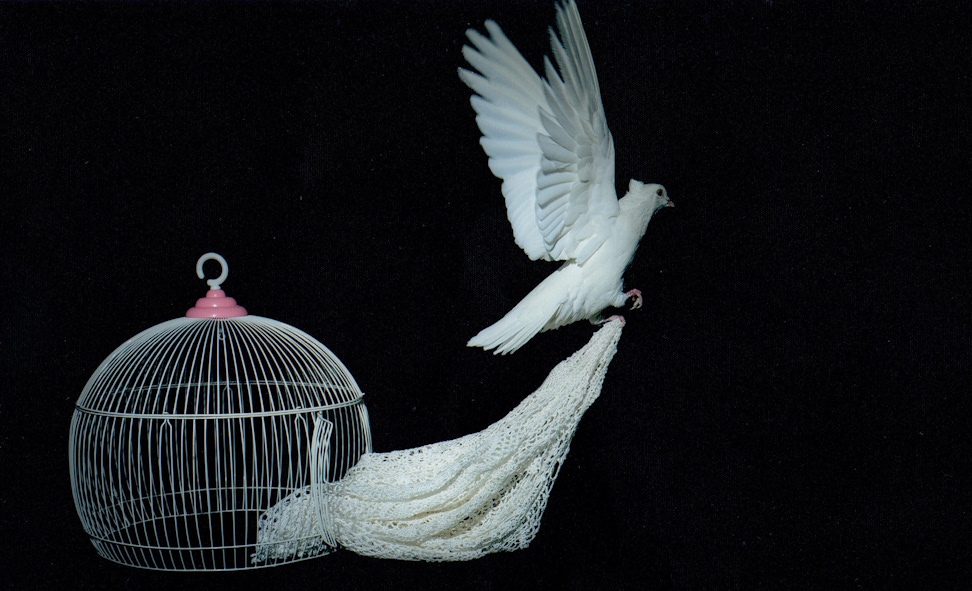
top-left (69, 260), bottom-right (372, 571)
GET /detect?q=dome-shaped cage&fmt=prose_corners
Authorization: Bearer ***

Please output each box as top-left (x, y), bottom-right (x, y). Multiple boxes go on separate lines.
top-left (69, 254), bottom-right (372, 571)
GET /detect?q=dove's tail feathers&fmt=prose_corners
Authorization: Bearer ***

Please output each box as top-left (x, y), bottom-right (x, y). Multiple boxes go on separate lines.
top-left (467, 312), bottom-right (549, 355)
top-left (467, 291), bottom-right (561, 355)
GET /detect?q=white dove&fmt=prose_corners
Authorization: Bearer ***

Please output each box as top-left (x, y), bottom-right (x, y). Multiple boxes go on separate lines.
top-left (461, 0), bottom-right (673, 355)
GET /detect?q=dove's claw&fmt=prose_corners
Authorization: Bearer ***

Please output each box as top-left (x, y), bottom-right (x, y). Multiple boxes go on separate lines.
top-left (594, 314), bottom-right (625, 327)
top-left (626, 289), bottom-right (643, 310)
top-left (606, 314), bottom-right (626, 327)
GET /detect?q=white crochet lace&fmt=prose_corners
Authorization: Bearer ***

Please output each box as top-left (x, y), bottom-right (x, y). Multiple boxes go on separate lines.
top-left (253, 319), bottom-right (622, 563)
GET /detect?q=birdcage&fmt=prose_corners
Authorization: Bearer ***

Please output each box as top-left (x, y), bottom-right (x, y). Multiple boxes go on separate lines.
top-left (69, 253), bottom-right (372, 571)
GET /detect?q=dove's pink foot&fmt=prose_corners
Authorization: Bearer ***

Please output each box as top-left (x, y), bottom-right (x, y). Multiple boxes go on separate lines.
top-left (595, 314), bottom-right (626, 327)
top-left (626, 289), bottom-right (643, 310)
top-left (606, 314), bottom-right (626, 327)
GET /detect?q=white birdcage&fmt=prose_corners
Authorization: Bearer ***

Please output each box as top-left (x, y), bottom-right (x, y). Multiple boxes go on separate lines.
top-left (69, 253), bottom-right (372, 571)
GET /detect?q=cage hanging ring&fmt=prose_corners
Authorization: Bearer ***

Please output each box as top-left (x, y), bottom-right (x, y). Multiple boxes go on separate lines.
top-left (196, 252), bottom-right (230, 290)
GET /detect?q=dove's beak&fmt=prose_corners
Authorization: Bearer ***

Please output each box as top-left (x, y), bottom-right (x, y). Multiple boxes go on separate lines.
top-left (665, 198), bottom-right (674, 208)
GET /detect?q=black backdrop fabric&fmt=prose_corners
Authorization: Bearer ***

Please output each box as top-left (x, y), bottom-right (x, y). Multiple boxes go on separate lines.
top-left (2, 1), bottom-right (970, 589)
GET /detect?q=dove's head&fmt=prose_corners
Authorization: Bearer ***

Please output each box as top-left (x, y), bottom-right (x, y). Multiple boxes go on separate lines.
top-left (619, 180), bottom-right (672, 236)
top-left (625, 179), bottom-right (674, 214)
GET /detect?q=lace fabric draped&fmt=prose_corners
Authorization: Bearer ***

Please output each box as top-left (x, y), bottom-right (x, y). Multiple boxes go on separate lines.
top-left (254, 319), bottom-right (623, 563)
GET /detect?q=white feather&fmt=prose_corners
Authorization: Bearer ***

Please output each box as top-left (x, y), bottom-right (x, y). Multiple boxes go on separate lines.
top-left (462, 0), bottom-right (671, 354)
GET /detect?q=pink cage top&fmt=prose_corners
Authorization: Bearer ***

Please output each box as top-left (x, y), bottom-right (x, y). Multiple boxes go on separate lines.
top-left (185, 253), bottom-right (248, 318)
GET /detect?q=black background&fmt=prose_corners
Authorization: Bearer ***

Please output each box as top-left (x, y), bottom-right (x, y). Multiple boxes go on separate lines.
top-left (2, 1), bottom-right (970, 589)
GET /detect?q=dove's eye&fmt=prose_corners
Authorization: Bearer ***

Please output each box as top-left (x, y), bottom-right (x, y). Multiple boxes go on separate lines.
top-left (656, 188), bottom-right (664, 196)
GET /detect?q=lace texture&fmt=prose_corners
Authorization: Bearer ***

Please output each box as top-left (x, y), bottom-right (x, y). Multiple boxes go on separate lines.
top-left (254, 320), bottom-right (623, 562)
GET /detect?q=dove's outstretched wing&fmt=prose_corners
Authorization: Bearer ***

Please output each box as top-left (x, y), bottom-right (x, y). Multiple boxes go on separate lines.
top-left (459, 0), bottom-right (618, 264)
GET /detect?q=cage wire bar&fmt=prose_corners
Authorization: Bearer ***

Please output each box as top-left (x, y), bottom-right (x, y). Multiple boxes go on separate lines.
top-left (70, 315), bottom-right (372, 570)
